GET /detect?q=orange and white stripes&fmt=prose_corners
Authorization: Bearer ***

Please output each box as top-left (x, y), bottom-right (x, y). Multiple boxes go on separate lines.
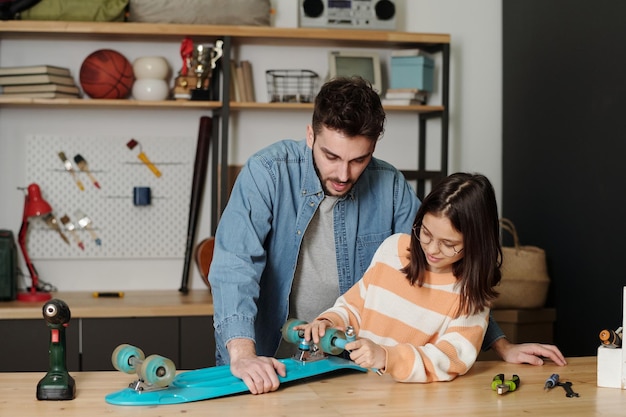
top-left (319, 233), bottom-right (489, 383)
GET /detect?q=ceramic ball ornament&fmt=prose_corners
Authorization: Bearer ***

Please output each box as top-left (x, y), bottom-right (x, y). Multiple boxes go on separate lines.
top-left (132, 56), bottom-right (171, 101)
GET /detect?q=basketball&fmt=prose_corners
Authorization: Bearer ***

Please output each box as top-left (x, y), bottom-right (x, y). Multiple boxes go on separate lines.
top-left (79, 49), bottom-right (134, 99)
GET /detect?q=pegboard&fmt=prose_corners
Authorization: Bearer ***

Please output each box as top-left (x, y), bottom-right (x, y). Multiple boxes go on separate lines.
top-left (25, 134), bottom-right (195, 259)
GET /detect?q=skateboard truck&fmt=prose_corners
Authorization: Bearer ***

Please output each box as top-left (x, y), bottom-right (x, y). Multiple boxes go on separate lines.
top-left (281, 318), bottom-right (350, 363)
top-left (111, 344), bottom-right (176, 392)
top-left (37, 299), bottom-right (76, 401)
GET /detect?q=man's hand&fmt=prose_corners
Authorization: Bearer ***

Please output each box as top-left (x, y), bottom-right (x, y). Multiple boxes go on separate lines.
top-left (491, 338), bottom-right (567, 366)
top-left (227, 338), bottom-right (286, 394)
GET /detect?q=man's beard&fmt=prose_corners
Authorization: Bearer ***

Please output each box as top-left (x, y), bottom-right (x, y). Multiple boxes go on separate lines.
top-left (312, 152), bottom-right (354, 197)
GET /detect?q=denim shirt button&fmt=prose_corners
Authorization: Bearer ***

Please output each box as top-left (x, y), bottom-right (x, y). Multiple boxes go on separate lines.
top-left (297, 230), bottom-right (302, 235)
top-left (309, 201), bottom-right (315, 207)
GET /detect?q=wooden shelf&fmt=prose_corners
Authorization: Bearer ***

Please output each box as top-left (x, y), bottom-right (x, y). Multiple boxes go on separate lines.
top-left (0, 20), bottom-right (450, 48)
top-left (0, 290), bottom-right (213, 319)
top-left (0, 96), bottom-right (221, 108)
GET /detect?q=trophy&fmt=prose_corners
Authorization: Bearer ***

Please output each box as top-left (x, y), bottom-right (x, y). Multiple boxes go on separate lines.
top-left (173, 38), bottom-right (224, 101)
top-left (190, 40), bottom-right (224, 100)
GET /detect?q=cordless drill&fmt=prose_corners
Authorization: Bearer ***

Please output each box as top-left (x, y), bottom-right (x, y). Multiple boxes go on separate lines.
top-left (36, 298), bottom-right (76, 400)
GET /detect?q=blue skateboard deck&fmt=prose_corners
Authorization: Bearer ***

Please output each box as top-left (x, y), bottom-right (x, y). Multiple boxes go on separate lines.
top-left (105, 356), bottom-right (365, 405)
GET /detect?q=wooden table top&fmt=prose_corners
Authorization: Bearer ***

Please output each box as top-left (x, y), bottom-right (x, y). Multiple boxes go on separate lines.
top-left (0, 357), bottom-right (623, 416)
top-left (0, 290), bottom-right (213, 319)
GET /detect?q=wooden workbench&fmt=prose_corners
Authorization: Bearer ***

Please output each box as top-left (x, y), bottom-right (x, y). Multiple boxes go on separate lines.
top-left (0, 290), bottom-right (215, 372)
top-left (0, 357), bottom-right (623, 416)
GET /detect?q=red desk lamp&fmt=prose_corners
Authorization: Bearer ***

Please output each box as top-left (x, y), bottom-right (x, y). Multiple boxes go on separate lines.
top-left (17, 183), bottom-right (54, 302)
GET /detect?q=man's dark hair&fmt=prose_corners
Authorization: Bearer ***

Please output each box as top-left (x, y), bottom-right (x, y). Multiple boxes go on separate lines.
top-left (312, 76), bottom-right (385, 142)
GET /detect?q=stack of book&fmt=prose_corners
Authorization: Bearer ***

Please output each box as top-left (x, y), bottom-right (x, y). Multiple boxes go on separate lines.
top-left (0, 65), bottom-right (81, 98)
top-left (229, 60), bottom-right (255, 102)
top-left (381, 88), bottom-right (429, 106)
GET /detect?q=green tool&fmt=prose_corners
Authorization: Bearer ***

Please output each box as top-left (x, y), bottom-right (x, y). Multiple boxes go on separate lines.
top-left (36, 299), bottom-right (76, 401)
top-left (491, 373), bottom-right (520, 395)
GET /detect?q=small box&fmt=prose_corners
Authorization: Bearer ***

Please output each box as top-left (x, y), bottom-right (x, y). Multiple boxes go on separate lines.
top-left (596, 286), bottom-right (625, 389)
top-left (133, 186), bottom-right (151, 206)
top-left (477, 308), bottom-right (556, 361)
top-left (390, 56), bottom-right (434, 91)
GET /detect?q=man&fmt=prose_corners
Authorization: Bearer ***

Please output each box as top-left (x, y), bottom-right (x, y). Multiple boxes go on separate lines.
top-left (208, 76), bottom-right (565, 395)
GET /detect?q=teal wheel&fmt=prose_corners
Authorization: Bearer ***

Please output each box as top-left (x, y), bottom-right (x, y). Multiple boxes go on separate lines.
top-left (281, 318), bottom-right (308, 345)
top-left (319, 328), bottom-right (346, 355)
top-left (112, 344), bottom-right (145, 374)
top-left (139, 354), bottom-right (176, 387)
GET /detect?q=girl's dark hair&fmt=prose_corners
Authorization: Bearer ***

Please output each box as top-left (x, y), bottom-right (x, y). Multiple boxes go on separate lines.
top-left (402, 172), bottom-right (502, 316)
top-left (312, 76), bottom-right (385, 142)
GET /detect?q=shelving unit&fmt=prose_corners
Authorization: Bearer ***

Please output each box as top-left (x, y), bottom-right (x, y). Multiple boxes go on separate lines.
top-left (0, 20), bottom-right (450, 235)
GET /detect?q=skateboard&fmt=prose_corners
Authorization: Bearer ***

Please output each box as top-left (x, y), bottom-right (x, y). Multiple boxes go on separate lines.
top-left (105, 319), bottom-right (366, 406)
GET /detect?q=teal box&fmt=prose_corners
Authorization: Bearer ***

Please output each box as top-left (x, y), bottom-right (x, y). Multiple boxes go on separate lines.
top-left (390, 56), bottom-right (434, 91)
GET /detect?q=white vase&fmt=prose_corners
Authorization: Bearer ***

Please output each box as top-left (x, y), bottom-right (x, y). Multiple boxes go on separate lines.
top-left (133, 56), bottom-right (170, 80)
top-left (132, 79), bottom-right (170, 101)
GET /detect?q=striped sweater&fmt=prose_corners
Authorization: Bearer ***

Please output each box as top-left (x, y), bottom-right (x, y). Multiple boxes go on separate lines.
top-left (318, 233), bottom-right (489, 383)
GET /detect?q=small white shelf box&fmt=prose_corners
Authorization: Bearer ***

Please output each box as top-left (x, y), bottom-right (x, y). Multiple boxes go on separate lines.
top-left (597, 286), bottom-right (626, 389)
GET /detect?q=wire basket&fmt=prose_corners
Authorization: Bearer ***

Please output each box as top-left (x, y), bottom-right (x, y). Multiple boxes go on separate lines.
top-left (266, 69), bottom-right (319, 103)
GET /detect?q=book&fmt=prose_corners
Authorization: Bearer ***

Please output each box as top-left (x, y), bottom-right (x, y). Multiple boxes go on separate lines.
top-left (390, 48), bottom-right (434, 59)
top-left (384, 90), bottom-right (428, 100)
top-left (0, 74), bottom-right (76, 86)
top-left (382, 98), bottom-right (427, 106)
top-left (241, 60), bottom-right (255, 102)
top-left (235, 63), bottom-right (248, 102)
top-left (230, 61), bottom-right (241, 102)
top-left (0, 91), bottom-right (80, 98)
top-left (2, 83), bottom-right (81, 95)
top-left (0, 65), bottom-right (71, 77)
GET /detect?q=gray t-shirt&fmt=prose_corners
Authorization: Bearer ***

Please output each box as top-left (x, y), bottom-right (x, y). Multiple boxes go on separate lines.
top-left (275, 196), bottom-right (340, 358)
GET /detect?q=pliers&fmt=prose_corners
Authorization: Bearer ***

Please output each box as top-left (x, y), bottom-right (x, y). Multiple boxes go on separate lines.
top-left (491, 373), bottom-right (520, 394)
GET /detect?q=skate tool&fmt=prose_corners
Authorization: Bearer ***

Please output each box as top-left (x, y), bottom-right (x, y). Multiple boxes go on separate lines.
top-left (126, 139), bottom-right (162, 178)
top-left (74, 210), bottom-right (102, 246)
top-left (59, 214), bottom-right (85, 250)
top-left (73, 154), bottom-right (100, 189)
top-left (58, 151), bottom-right (85, 191)
top-left (491, 373), bottom-right (520, 395)
top-left (544, 373), bottom-right (559, 390)
top-left (37, 299), bottom-right (76, 400)
top-left (557, 381), bottom-right (580, 398)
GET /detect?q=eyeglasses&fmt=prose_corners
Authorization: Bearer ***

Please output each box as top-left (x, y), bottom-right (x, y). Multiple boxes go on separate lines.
top-left (412, 225), bottom-right (464, 257)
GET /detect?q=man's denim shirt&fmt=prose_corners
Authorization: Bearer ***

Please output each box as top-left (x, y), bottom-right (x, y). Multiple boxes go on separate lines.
top-left (208, 139), bottom-right (502, 365)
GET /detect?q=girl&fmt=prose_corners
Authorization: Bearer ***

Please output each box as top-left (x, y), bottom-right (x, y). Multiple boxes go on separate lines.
top-left (295, 172), bottom-right (502, 382)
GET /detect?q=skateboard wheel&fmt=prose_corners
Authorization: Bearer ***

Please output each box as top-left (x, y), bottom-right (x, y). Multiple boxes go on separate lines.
top-left (139, 354), bottom-right (176, 387)
top-left (281, 318), bottom-right (307, 344)
top-left (112, 344), bottom-right (145, 374)
top-left (319, 328), bottom-right (346, 355)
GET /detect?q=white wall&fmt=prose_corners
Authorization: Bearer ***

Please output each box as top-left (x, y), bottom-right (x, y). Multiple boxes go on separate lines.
top-left (0, 0), bottom-right (501, 292)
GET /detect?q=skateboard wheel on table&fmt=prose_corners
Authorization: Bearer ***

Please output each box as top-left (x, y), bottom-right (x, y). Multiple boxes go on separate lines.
top-left (138, 354), bottom-right (176, 387)
top-left (281, 318), bottom-right (308, 344)
top-left (112, 344), bottom-right (145, 374)
top-left (320, 328), bottom-right (346, 355)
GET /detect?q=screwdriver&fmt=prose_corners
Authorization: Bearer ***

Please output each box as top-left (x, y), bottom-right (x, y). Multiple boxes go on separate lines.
top-left (544, 373), bottom-right (559, 390)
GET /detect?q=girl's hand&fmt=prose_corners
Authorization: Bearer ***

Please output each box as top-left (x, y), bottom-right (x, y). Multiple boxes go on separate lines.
top-left (345, 338), bottom-right (386, 371)
top-left (293, 318), bottom-right (333, 345)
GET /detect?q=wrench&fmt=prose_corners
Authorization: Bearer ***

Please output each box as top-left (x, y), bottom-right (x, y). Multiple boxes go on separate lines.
top-left (557, 381), bottom-right (579, 397)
